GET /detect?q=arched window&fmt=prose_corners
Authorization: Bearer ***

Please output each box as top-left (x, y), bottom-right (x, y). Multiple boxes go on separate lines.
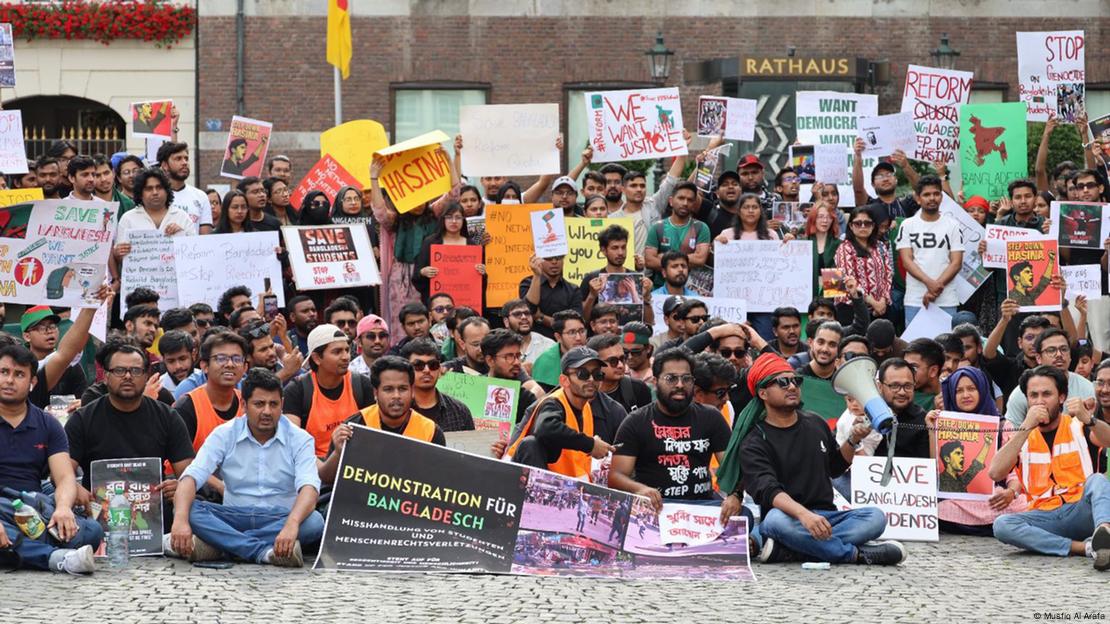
top-left (4, 95), bottom-right (125, 160)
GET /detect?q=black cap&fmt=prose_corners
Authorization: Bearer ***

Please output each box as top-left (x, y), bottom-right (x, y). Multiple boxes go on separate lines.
top-left (561, 347), bottom-right (603, 373)
top-left (866, 319), bottom-right (896, 350)
top-left (717, 170), bottom-right (740, 185)
top-left (663, 295), bottom-right (686, 316)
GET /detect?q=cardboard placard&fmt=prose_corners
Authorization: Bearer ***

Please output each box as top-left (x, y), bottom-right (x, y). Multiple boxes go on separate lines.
top-left (220, 115), bottom-right (272, 180)
top-left (374, 130), bottom-right (452, 214)
top-left (289, 153), bottom-right (361, 211)
top-left (173, 232), bottom-right (284, 308)
top-left (712, 240), bottom-right (812, 313)
top-left (1016, 30), bottom-right (1085, 122)
top-left (130, 100), bottom-right (174, 139)
top-left (900, 65), bottom-right (974, 164)
top-left (459, 103), bottom-right (560, 177)
top-left (430, 244), bottom-right (483, 312)
top-left (850, 456), bottom-right (939, 542)
top-left (282, 224), bottom-right (380, 290)
top-left (584, 88), bottom-right (687, 163)
top-left (319, 119), bottom-right (390, 190)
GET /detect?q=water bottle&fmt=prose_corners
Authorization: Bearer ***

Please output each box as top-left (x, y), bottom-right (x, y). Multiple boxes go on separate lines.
top-left (106, 490), bottom-right (131, 569)
top-left (11, 499), bottom-right (46, 539)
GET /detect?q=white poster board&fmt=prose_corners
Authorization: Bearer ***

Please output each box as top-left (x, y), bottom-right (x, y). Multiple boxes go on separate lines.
top-left (814, 144), bottom-right (849, 185)
top-left (0, 110), bottom-right (28, 174)
top-left (858, 112), bottom-right (916, 158)
top-left (584, 88), bottom-right (687, 163)
top-left (696, 96), bottom-right (756, 142)
top-left (1016, 31), bottom-right (1085, 122)
top-left (851, 456), bottom-right (939, 542)
top-left (173, 232), bottom-right (284, 309)
top-left (529, 207), bottom-right (568, 259)
top-left (658, 503), bottom-right (726, 547)
top-left (459, 103), bottom-right (560, 177)
top-left (900, 65), bottom-right (974, 164)
top-left (795, 91), bottom-right (878, 207)
top-left (983, 224), bottom-right (1041, 269)
top-left (712, 240), bottom-right (812, 313)
top-left (650, 296), bottom-right (747, 332)
top-left (120, 230), bottom-right (178, 319)
top-left (282, 224), bottom-right (381, 290)
top-left (1061, 264), bottom-right (1102, 299)
top-left (939, 194), bottom-right (989, 302)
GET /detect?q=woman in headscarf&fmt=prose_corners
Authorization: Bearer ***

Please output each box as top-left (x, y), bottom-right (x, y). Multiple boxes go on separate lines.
top-left (925, 366), bottom-right (1025, 536)
top-left (298, 191), bottom-right (333, 226)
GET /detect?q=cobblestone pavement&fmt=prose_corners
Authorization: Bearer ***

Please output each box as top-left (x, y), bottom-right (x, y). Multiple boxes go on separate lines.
top-left (9, 536), bottom-right (1106, 623)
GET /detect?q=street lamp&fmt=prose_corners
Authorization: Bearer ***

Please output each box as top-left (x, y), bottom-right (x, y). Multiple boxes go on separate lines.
top-left (930, 33), bottom-right (961, 70)
top-left (645, 32), bottom-right (674, 187)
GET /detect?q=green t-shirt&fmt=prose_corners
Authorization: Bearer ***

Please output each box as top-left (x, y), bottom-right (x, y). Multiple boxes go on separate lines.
top-left (646, 217), bottom-right (710, 287)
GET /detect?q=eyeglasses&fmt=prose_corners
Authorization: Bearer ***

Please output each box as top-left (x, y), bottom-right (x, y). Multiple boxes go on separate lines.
top-left (571, 368), bottom-right (605, 382)
top-left (842, 351), bottom-right (868, 361)
top-left (363, 331), bottom-right (389, 341)
top-left (509, 310), bottom-right (532, 319)
top-left (1022, 334), bottom-right (1039, 343)
top-left (311, 200), bottom-right (329, 208)
top-left (561, 328), bottom-right (587, 337)
top-left (552, 189), bottom-right (577, 197)
top-left (763, 375), bottom-right (804, 389)
top-left (210, 354), bottom-right (245, 367)
top-left (717, 347), bottom-right (746, 359)
top-left (660, 373), bottom-right (695, 386)
top-left (873, 172), bottom-right (896, 180)
top-left (685, 315), bottom-right (708, 325)
top-left (882, 382), bottom-right (914, 393)
top-left (624, 347), bottom-right (645, 357)
top-left (780, 176), bottom-right (799, 183)
top-left (333, 319), bottom-right (357, 328)
top-left (30, 323), bottom-right (58, 333)
top-left (244, 323), bottom-right (271, 340)
top-left (1074, 181), bottom-right (1101, 190)
top-left (411, 360), bottom-right (441, 372)
top-left (1039, 346), bottom-right (1068, 356)
top-left (107, 366), bottom-right (146, 378)
top-left (850, 220), bottom-right (874, 228)
top-left (603, 355), bottom-right (628, 368)
top-left (432, 305), bottom-right (455, 315)
top-left (195, 319), bottom-right (212, 328)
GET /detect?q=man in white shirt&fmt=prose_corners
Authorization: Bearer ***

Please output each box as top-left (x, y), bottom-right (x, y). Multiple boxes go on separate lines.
top-left (157, 142), bottom-right (213, 234)
top-left (113, 168), bottom-right (196, 282)
top-left (65, 156), bottom-right (107, 202)
top-left (895, 175), bottom-right (963, 325)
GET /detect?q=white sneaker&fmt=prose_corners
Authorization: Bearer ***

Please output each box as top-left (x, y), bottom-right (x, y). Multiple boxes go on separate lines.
top-left (56, 545), bottom-right (96, 575)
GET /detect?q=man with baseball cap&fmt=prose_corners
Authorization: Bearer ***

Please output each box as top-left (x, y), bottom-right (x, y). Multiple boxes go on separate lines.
top-left (650, 295), bottom-right (687, 351)
top-left (21, 306), bottom-right (87, 401)
top-left (349, 314), bottom-right (390, 379)
top-left (851, 141), bottom-right (921, 225)
top-left (551, 176), bottom-right (580, 218)
top-left (504, 347), bottom-right (621, 480)
top-left (735, 154), bottom-right (779, 215)
top-left (283, 324), bottom-right (375, 457)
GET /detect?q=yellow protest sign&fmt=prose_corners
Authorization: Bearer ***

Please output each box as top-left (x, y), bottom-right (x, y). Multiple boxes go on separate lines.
top-left (0, 188), bottom-right (43, 208)
top-left (374, 130), bottom-right (452, 214)
top-left (319, 119), bottom-right (389, 190)
top-left (485, 203), bottom-right (539, 308)
top-left (564, 217), bottom-right (635, 285)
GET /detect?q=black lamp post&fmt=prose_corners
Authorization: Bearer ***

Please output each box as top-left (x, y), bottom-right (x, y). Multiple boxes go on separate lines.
top-left (645, 32), bottom-right (674, 187)
top-left (930, 33), bottom-right (961, 70)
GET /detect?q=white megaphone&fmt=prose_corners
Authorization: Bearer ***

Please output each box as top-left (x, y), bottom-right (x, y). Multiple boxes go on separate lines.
top-left (831, 356), bottom-right (895, 435)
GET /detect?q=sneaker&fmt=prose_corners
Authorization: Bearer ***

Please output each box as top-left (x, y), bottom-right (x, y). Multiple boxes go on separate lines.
top-left (757, 538), bottom-right (802, 564)
top-left (856, 541), bottom-right (907, 566)
top-left (269, 541), bottom-right (304, 568)
top-left (53, 545), bottom-right (96, 575)
top-left (163, 534), bottom-right (222, 563)
top-left (1092, 524), bottom-right (1110, 572)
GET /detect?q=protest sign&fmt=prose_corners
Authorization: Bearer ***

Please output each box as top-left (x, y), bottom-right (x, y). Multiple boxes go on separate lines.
top-left (939, 194), bottom-right (989, 302)
top-left (771, 202), bottom-right (809, 230)
top-left (430, 244), bottom-right (483, 312)
top-left (282, 224), bottom-right (379, 290)
top-left (1051, 201), bottom-right (1104, 249)
top-left (694, 144), bottom-right (731, 193)
top-left (320, 119), bottom-right (390, 189)
top-left (0, 23), bottom-right (14, 87)
top-left (374, 130), bottom-right (452, 214)
top-left (599, 273), bottom-right (645, 322)
top-left (983, 224), bottom-right (1040, 268)
top-left (460, 103), bottom-right (559, 177)
top-left (796, 91), bottom-right (878, 207)
top-left (959, 102), bottom-right (1028, 201)
top-left (145, 137), bottom-right (167, 164)
top-left (174, 231), bottom-right (284, 309)
top-left (120, 230), bottom-right (177, 319)
top-left (851, 456), bottom-right (939, 542)
top-left (658, 503), bottom-right (728, 547)
top-left (584, 88), bottom-right (687, 163)
top-left (1016, 31), bottom-right (1085, 122)
top-left (289, 153), bottom-right (361, 211)
top-left (314, 426), bottom-right (754, 580)
top-left (1090, 112), bottom-right (1110, 146)
top-left (90, 458), bottom-right (163, 557)
top-left (0, 187), bottom-right (42, 207)
top-left (1061, 264), bottom-right (1102, 300)
top-left (220, 116), bottom-right (271, 179)
top-left (858, 112), bottom-right (915, 158)
top-left (0, 199), bottom-right (116, 308)
top-left (901, 303), bottom-right (954, 342)
top-left (696, 96), bottom-right (756, 142)
top-left (485, 204), bottom-right (537, 308)
top-left (713, 241), bottom-right (812, 312)
top-left (650, 296), bottom-right (746, 332)
top-left (1006, 238), bottom-right (1061, 312)
top-left (0, 110), bottom-right (27, 174)
top-left (465, 215), bottom-right (486, 245)
top-left (820, 268), bottom-right (846, 298)
top-left (435, 372), bottom-right (520, 436)
top-left (130, 100), bottom-right (173, 139)
top-left (789, 145), bottom-right (815, 183)
top-left (529, 207), bottom-right (568, 258)
top-left (814, 144), bottom-right (849, 184)
top-left (564, 217), bottom-right (635, 285)
top-left (934, 412), bottom-right (998, 502)
top-left (900, 65), bottom-right (974, 163)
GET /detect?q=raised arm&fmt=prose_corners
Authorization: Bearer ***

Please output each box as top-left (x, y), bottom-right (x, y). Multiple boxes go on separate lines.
top-left (1035, 115), bottom-right (1058, 192)
top-left (852, 138), bottom-right (869, 207)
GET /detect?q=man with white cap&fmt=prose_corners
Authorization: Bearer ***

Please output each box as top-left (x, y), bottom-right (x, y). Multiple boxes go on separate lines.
top-left (282, 324), bottom-right (375, 457)
top-left (348, 314), bottom-right (390, 379)
top-left (551, 175), bottom-right (580, 218)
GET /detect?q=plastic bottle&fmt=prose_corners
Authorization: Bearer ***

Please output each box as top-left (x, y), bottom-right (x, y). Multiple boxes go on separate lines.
top-left (106, 490), bottom-right (131, 569)
top-left (11, 499), bottom-right (46, 539)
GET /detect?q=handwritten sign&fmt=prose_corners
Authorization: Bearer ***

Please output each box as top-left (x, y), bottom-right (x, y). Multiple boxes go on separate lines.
top-left (430, 244), bottom-right (483, 312)
top-left (120, 230), bottom-right (177, 319)
top-left (959, 102), bottom-right (1028, 203)
top-left (0, 199), bottom-right (117, 308)
top-left (282, 224), bottom-right (380, 291)
top-left (289, 153), bottom-right (361, 211)
top-left (460, 103), bottom-right (559, 177)
top-left (374, 130), bottom-right (451, 214)
top-left (0, 110), bottom-right (28, 174)
top-left (814, 144), bottom-right (849, 184)
top-left (658, 503), bottom-right (725, 547)
top-left (650, 296), bottom-right (747, 332)
top-left (900, 65), bottom-right (973, 163)
top-left (484, 204), bottom-right (537, 308)
top-left (1061, 264), bottom-right (1102, 299)
top-left (795, 91), bottom-right (878, 207)
top-left (713, 241), bottom-right (812, 312)
top-left (584, 88), bottom-right (687, 163)
top-left (696, 96), bottom-right (756, 142)
top-left (530, 207), bottom-right (568, 259)
top-left (983, 224), bottom-right (1040, 268)
top-left (0, 187), bottom-right (43, 207)
top-left (173, 232), bottom-right (284, 309)
top-left (220, 116), bottom-right (272, 180)
top-left (851, 456), bottom-right (939, 542)
top-left (435, 372), bottom-right (520, 436)
top-left (1016, 30), bottom-right (1085, 122)
top-left (858, 112), bottom-right (916, 158)
top-left (563, 217), bottom-right (635, 285)
top-left (320, 119), bottom-right (389, 190)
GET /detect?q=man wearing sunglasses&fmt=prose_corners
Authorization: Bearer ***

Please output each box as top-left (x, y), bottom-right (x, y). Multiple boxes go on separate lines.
top-left (501, 299), bottom-right (554, 366)
top-left (349, 315), bottom-right (390, 380)
top-left (620, 322), bottom-right (655, 389)
top-left (504, 347), bottom-right (619, 481)
top-left (427, 293), bottom-right (455, 347)
top-left (481, 330), bottom-right (541, 425)
top-left (324, 299), bottom-right (360, 356)
top-left (400, 339), bottom-right (473, 432)
top-left (587, 334), bottom-right (652, 414)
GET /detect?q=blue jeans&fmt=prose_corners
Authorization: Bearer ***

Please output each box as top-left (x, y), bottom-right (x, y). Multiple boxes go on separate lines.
top-left (0, 515), bottom-right (103, 571)
top-left (752, 507), bottom-right (887, 563)
top-left (993, 473), bottom-right (1110, 556)
top-left (903, 305), bottom-right (956, 326)
top-left (188, 501), bottom-right (324, 563)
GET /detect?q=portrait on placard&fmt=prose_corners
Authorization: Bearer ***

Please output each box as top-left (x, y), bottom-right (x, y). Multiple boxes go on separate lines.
top-left (130, 100), bottom-right (174, 139)
top-left (220, 116), bottom-right (272, 180)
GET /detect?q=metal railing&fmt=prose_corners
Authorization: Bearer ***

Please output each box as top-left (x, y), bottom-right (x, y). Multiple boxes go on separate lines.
top-left (23, 125), bottom-right (125, 161)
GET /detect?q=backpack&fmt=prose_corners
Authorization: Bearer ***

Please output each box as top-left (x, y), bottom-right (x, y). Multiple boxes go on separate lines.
top-left (298, 373), bottom-right (371, 421)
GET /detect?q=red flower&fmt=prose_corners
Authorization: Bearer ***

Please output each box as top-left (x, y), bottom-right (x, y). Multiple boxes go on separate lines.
top-left (0, 1), bottom-right (195, 46)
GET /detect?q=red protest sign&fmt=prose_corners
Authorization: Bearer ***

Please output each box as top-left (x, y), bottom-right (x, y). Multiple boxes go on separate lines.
top-left (289, 153), bottom-right (361, 212)
top-left (430, 244), bottom-right (483, 312)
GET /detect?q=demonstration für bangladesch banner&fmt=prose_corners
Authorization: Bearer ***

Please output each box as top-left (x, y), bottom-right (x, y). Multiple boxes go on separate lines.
top-left (314, 426), bottom-right (754, 580)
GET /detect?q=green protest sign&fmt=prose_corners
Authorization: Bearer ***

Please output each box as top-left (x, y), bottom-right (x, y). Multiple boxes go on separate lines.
top-left (959, 102), bottom-right (1027, 200)
top-left (435, 372), bottom-right (520, 435)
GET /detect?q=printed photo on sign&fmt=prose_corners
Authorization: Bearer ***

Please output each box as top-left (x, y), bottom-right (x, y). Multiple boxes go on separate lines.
top-left (220, 116), bottom-right (272, 179)
top-left (795, 91), bottom-right (879, 206)
top-left (599, 272), bottom-right (644, 323)
top-left (283, 224), bottom-right (380, 290)
top-left (130, 100), bottom-right (174, 139)
top-left (934, 412), bottom-right (999, 502)
top-left (530, 207), bottom-right (568, 258)
top-left (0, 23), bottom-right (14, 87)
top-left (1089, 113), bottom-right (1110, 146)
top-left (788, 145), bottom-right (815, 184)
top-left (1005, 238), bottom-right (1060, 312)
top-left (1051, 201), bottom-right (1104, 250)
top-left (90, 458), bottom-right (163, 557)
top-left (820, 268), bottom-right (847, 298)
top-left (1056, 83), bottom-right (1085, 123)
top-left (697, 97), bottom-right (727, 137)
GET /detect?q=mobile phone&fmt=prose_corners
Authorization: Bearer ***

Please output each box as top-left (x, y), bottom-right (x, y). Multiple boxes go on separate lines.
top-left (262, 294), bottom-right (279, 321)
top-left (193, 561), bottom-right (233, 570)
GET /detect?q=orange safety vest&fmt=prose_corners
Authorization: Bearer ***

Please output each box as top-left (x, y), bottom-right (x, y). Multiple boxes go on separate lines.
top-left (1018, 414), bottom-right (1094, 511)
top-left (306, 371), bottom-right (360, 457)
top-left (710, 401), bottom-right (733, 491)
top-left (505, 388), bottom-right (594, 481)
top-left (187, 386), bottom-right (243, 452)
top-left (359, 405), bottom-right (438, 442)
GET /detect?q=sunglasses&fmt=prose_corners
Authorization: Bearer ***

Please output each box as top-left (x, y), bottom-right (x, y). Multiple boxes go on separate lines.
top-left (761, 375), bottom-right (804, 389)
top-left (712, 387), bottom-right (730, 400)
top-left (244, 323), bottom-right (271, 340)
top-left (850, 220), bottom-right (874, 228)
top-left (195, 319), bottom-right (212, 328)
top-left (717, 347), bottom-right (746, 359)
top-left (1074, 181), bottom-right (1101, 190)
top-left (571, 368), bottom-right (605, 382)
top-left (432, 305), bottom-right (455, 315)
top-left (363, 331), bottom-right (389, 341)
top-left (411, 360), bottom-right (441, 372)
top-left (685, 315), bottom-right (708, 325)
top-left (603, 355), bottom-right (628, 367)
top-left (333, 319), bottom-right (357, 328)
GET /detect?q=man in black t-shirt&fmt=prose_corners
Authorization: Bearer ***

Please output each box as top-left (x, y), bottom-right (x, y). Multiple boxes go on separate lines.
top-left (610, 348), bottom-right (730, 509)
top-left (873, 358), bottom-right (930, 459)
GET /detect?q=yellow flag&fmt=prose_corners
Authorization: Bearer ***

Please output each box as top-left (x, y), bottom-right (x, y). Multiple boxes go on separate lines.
top-left (327, 0), bottom-right (352, 79)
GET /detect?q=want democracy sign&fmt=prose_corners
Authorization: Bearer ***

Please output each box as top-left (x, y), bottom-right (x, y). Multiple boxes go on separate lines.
top-left (795, 91), bottom-right (878, 206)
top-left (900, 64), bottom-right (973, 164)
top-left (584, 88), bottom-right (687, 163)
top-left (315, 426), bottom-right (754, 580)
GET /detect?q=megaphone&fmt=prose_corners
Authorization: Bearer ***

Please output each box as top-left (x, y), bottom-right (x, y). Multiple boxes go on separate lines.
top-left (831, 356), bottom-right (895, 435)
